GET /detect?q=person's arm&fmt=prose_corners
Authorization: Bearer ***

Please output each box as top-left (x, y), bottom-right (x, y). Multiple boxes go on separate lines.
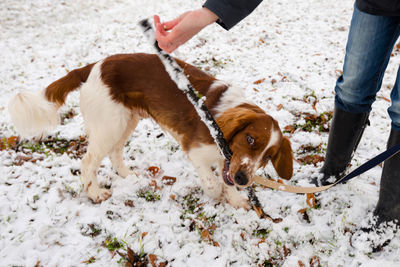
top-left (203, 0), bottom-right (263, 30)
top-left (154, 8), bottom-right (218, 53)
top-left (154, 0), bottom-right (263, 53)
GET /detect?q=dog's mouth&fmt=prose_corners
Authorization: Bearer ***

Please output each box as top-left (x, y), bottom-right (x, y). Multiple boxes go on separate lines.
top-left (223, 160), bottom-right (234, 186)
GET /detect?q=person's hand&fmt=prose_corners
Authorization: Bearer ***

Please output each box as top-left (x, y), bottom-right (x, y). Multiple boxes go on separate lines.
top-left (154, 8), bottom-right (218, 53)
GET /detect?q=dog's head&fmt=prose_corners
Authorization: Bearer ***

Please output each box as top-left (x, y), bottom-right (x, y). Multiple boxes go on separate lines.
top-left (217, 105), bottom-right (293, 187)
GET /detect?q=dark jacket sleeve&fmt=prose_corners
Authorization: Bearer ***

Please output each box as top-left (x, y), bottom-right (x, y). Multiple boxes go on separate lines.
top-left (203, 0), bottom-right (263, 30)
top-left (356, 0), bottom-right (400, 16)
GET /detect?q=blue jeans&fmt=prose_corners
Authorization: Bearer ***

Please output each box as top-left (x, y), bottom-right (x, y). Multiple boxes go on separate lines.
top-left (335, 4), bottom-right (400, 130)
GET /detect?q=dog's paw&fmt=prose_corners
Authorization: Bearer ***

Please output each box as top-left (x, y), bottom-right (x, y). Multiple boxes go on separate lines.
top-left (224, 186), bottom-right (250, 210)
top-left (87, 187), bottom-right (112, 203)
top-left (202, 183), bottom-right (223, 200)
top-left (227, 194), bottom-right (251, 210)
top-left (118, 167), bottom-right (137, 178)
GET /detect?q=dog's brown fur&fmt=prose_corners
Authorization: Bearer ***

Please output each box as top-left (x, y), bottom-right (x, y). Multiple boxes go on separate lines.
top-left (9, 53), bottom-right (293, 208)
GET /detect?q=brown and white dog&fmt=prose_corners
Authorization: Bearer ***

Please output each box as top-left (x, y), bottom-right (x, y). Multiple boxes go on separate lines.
top-left (8, 53), bottom-right (293, 209)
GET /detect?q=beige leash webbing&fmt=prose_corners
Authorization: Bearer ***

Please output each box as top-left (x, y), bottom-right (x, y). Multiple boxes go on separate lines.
top-left (254, 141), bottom-right (400, 193)
top-left (253, 175), bottom-right (335, 193)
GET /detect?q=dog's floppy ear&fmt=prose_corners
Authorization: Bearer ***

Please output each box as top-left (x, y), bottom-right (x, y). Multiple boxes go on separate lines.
top-left (216, 107), bottom-right (258, 141)
top-left (271, 136), bottom-right (293, 180)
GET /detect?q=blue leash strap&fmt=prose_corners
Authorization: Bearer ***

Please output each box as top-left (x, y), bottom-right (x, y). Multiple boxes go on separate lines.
top-left (338, 143), bottom-right (400, 184)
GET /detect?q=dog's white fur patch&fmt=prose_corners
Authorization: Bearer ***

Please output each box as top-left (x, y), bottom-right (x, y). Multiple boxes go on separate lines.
top-left (209, 80), bottom-right (228, 91)
top-left (257, 128), bottom-right (281, 168)
top-left (79, 61), bottom-right (136, 202)
top-left (241, 157), bottom-right (250, 165)
top-left (213, 82), bottom-right (248, 118)
top-left (8, 90), bottom-right (59, 137)
top-left (80, 62), bottom-right (131, 144)
top-left (267, 128), bottom-right (280, 151)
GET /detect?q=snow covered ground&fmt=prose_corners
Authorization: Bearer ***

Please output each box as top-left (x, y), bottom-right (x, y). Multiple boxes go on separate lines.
top-left (1, 0), bottom-right (400, 266)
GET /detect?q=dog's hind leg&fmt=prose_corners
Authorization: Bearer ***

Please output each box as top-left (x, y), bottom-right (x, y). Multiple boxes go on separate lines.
top-left (81, 115), bottom-right (131, 203)
top-left (79, 62), bottom-right (132, 203)
top-left (109, 115), bottom-right (139, 178)
top-left (81, 142), bottom-right (113, 203)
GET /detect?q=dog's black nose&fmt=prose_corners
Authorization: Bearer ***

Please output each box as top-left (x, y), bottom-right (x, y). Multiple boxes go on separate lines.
top-left (234, 170), bottom-right (248, 185)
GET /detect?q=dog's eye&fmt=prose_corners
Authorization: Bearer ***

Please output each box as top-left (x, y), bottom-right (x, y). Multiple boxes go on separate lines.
top-left (246, 135), bottom-right (255, 146)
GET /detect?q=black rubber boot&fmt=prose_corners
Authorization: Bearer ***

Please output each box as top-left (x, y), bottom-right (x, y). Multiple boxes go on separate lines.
top-left (374, 128), bottom-right (400, 225)
top-left (351, 128), bottom-right (400, 253)
top-left (319, 105), bottom-right (369, 185)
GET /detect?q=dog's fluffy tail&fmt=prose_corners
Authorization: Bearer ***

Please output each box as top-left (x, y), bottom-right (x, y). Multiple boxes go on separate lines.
top-left (8, 63), bottom-right (95, 137)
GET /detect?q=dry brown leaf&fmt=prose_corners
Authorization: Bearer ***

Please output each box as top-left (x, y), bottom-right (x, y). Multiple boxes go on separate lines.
top-left (124, 199), bottom-right (134, 207)
top-left (201, 229), bottom-right (211, 241)
top-left (149, 180), bottom-right (161, 190)
top-left (7, 136), bottom-right (19, 149)
top-left (310, 256), bottom-right (320, 267)
top-left (253, 205), bottom-right (264, 218)
top-left (298, 208), bottom-right (311, 223)
top-left (283, 245), bottom-right (291, 257)
top-left (297, 155), bottom-right (324, 166)
top-left (297, 208), bottom-right (307, 214)
top-left (212, 241), bottom-right (220, 247)
top-left (142, 232), bottom-right (148, 239)
top-left (312, 102), bottom-right (317, 111)
top-left (253, 78), bottom-right (266, 84)
top-left (306, 193), bottom-right (316, 209)
top-left (126, 247), bottom-right (135, 265)
top-left (284, 125), bottom-right (296, 134)
top-left (148, 166), bottom-right (160, 177)
top-left (240, 232), bottom-right (246, 240)
top-left (298, 260), bottom-right (305, 267)
top-left (277, 104), bottom-right (283, 111)
top-left (162, 176), bottom-right (177, 185)
top-left (170, 194), bottom-right (176, 200)
top-left (148, 254), bottom-right (157, 267)
top-left (82, 257), bottom-right (96, 264)
top-left (14, 155), bottom-right (34, 166)
top-left (0, 136), bottom-right (20, 151)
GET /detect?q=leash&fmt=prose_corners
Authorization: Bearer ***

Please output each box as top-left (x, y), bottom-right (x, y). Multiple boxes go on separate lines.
top-left (254, 143), bottom-right (400, 193)
top-left (138, 19), bottom-right (400, 202)
top-left (139, 19), bottom-right (278, 220)
top-left (139, 19), bottom-right (232, 161)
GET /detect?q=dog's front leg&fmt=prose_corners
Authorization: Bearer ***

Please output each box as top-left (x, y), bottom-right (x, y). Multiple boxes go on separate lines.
top-left (223, 185), bottom-right (250, 210)
top-left (188, 145), bottom-right (223, 200)
top-left (196, 166), bottom-right (223, 200)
